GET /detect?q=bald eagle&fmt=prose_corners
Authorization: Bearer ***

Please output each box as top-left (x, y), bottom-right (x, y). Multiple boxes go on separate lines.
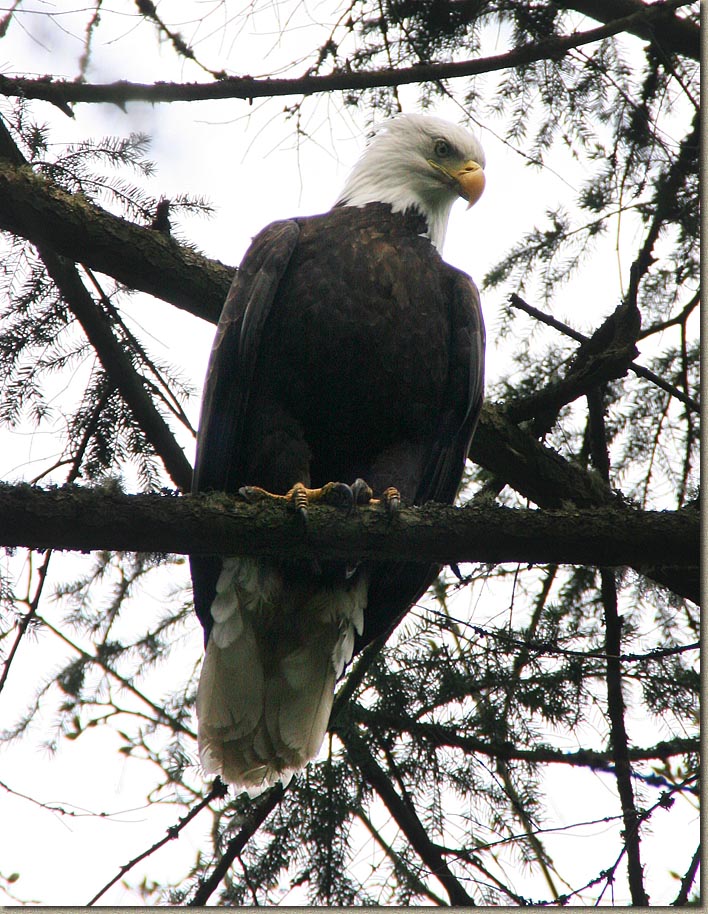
top-left (191, 114), bottom-right (486, 793)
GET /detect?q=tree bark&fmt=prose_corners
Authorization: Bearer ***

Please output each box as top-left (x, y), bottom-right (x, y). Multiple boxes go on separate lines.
top-left (0, 0), bottom-right (696, 112)
top-left (0, 161), bottom-right (232, 323)
top-left (0, 484), bottom-right (698, 601)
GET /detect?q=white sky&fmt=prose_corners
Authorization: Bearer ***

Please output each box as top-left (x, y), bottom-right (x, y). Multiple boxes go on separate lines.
top-left (0, 1), bottom-right (698, 906)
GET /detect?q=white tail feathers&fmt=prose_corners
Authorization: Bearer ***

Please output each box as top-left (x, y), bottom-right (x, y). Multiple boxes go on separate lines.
top-left (196, 557), bottom-right (367, 795)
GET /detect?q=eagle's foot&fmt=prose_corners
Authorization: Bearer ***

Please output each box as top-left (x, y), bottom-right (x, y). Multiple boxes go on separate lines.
top-left (239, 485), bottom-right (285, 504)
top-left (241, 481), bottom-right (366, 523)
top-left (351, 478), bottom-right (374, 505)
top-left (371, 486), bottom-right (401, 513)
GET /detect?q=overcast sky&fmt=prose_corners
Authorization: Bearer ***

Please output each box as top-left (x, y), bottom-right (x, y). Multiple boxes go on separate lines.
top-left (0, 1), bottom-right (698, 905)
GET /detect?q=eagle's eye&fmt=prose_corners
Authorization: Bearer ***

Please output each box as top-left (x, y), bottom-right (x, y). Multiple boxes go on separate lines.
top-left (434, 139), bottom-right (452, 158)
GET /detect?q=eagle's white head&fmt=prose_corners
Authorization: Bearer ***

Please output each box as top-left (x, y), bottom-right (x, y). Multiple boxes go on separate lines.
top-left (335, 113), bottom-right (486, 251)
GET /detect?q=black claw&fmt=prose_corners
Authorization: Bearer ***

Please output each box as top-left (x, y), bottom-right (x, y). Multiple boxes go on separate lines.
top-left (322, 481), bottom-right (356, 510)
top-left (239, 485), bottom-right (260, 503)
top-left (351, 478), bottom-right (374, 505)
top-left (382, 486), bottom-right (402, 513)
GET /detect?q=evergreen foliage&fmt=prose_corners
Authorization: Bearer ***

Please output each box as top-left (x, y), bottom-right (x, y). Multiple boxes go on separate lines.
top-left (0, 0), bottom-right (699, 905)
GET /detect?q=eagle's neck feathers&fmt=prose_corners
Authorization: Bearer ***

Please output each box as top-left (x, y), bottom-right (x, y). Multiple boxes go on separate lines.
top-left (335, 157), bottom-right (455, 251)
top-left (334, 114), bottom-right (484, 253)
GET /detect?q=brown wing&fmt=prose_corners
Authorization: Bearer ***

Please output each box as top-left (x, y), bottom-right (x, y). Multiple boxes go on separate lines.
top-left (357, 270), bottom-right (485, 650)
top-left (190, 220), bottom-right (300, 637)
top-left (191, 204), bottom-right (485, 654)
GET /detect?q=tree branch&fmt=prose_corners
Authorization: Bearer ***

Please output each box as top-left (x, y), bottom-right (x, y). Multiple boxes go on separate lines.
top-left (0, 484), bottom-right (698, 599)
top-left (0, 122), bottom-right (194, 490)
top-left (0, 159), bottom-right (231, 323)
top-left (188, 783), bottom-right (286, 906)
top-left (338, 724), bottom-right (476, 905)
top-left (471, 401), bottom-right (616, 509)
top-left (671, 844), bottom-right (700, 906)
top-left (0, 1), bottom-right (696, 112)
top-left (0, 145), bottom-right (689, 515)
top-left (587, 344), bottom-right (649, 905)
top-left (508, 294), bottom-right (700, 415)
top-left (601, 569), bottom-right (649, 905)
top-left (558, 0), bottom-right (698, 60)
top-left (0, 128), bottom-right (697, 595)
top-left (506, 297), bottom-right (640, 436)
top-left (350, 708), bottom-right (698, 770)
top-left (87, 778), bottom-right (228, 906)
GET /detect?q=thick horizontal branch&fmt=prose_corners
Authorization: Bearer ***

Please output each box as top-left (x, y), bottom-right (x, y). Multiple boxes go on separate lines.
top-left (0, 2), bottom-right (695, 111)
top-left (472, 402), bottom-right (616, 510)
top-left (0, 484), bottom-right (698, 580)
top-left (0, 161), bottom-right (232, 323)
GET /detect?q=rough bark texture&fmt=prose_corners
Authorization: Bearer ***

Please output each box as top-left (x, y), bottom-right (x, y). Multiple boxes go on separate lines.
top-left (0, 161), bottom-right (232, 323)
top-left (0, 483), bottom-right (698, 602)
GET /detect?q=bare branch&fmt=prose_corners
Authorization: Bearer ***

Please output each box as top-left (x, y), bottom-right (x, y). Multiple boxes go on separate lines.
top-left (87, 778), bottom-right (228, 906)
top-left (0, 1), bottom-right (696, 112)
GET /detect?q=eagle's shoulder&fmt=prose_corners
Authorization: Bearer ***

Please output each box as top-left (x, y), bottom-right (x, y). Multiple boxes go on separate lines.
top-left (296, 202), bottom-right (430, 248)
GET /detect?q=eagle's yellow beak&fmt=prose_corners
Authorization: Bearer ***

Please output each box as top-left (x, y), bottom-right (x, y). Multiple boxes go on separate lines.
top-left (452, 160), bottom-right (485, 208)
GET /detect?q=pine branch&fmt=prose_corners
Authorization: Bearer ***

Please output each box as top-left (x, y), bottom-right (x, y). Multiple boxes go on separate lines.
top-left (340, 725), bottom-right (476, 905)
top-left (349, 708), bottom-right (699, 770)
top-left (355, 808), bottom-right (448, 905)
top-left (0, 482), bottom-right (698, 578)
top-left (37, 255), bottom-right (192, 490)
top-left (0, 1), bottom-right (696, 113)
top-left (0, 158), bottom-right (231, 323)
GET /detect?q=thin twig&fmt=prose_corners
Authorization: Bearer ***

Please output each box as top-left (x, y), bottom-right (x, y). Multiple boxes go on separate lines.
top-left (87, 778), bottom-right (228, 905)
top-left (508, 294), bottom-right (700, 413)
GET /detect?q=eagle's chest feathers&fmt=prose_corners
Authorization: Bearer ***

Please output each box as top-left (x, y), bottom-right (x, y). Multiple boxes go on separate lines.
top-left (255, 207), bottom-right (452, 447)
